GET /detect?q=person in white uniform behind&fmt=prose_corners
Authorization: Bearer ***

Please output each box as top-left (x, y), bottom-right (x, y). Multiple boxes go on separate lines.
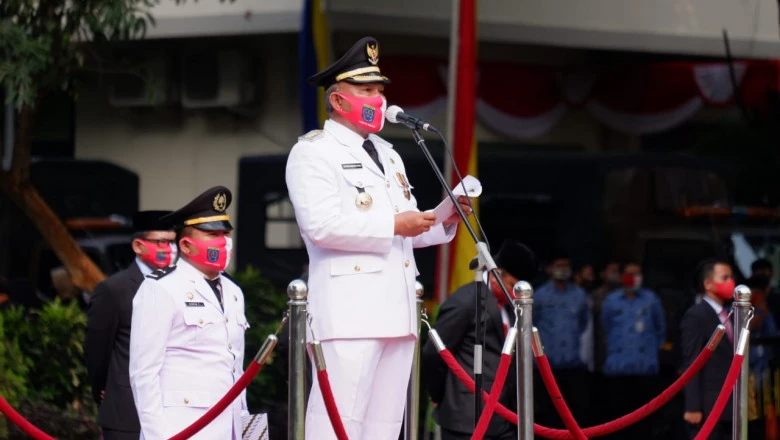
top-left (129, 186), bottom-right (250, 440)
top-left (286, 36), bottom-right (473, 440)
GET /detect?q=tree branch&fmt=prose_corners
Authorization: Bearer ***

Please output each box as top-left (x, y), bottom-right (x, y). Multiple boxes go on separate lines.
top-left (9, 104), bottom-right (34, 187)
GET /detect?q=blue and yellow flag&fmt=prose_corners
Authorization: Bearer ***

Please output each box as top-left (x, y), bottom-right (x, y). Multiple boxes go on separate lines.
top-left (299, 0), bottom-right (330, 132)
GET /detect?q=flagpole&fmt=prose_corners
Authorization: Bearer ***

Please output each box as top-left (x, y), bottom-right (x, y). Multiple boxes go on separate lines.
top-left (436, 0), bottom-right (461, 305)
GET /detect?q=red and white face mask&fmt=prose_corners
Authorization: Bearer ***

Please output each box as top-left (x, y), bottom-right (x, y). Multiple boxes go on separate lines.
top-left (182, 236), bottom-right (232, 272)
top-left (137, 239), bottom-right (174, 269)
top-left (333, 93), bottom-right (387, 133)
top-left (621, 273), bottom-right (643, 290)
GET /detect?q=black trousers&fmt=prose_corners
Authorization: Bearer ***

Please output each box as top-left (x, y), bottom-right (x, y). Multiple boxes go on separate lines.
top-left (441, 426), bottom-right (517, 440)
top-left (685, 420), bottom-right (731, 440)
top-left (533, 367), bottom-right (591, 435)
top-left (601, 375), bottom-right (660, 440)
top-left (102, 428), bottom-right (140, 440)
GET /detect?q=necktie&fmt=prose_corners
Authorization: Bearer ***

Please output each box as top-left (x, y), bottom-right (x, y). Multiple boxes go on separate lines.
top-left (362, 140), bottom-right (384, 174)
top-left (718, 309), bottom-right (733, 343)
top-left (205, 277), bottom-right (224, 312)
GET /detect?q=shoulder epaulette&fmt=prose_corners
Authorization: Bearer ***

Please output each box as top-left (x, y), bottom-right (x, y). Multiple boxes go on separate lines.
top-left (146, 264), bottom-right (177, 280)
top-left (299, 129), bottom-right (324, 142)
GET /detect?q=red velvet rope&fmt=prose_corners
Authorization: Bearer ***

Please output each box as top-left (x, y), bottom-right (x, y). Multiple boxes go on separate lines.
top-left (0, 396), bottom-right (56, 440)
top-left (471, 352), bottom-right (513, 440)
top-left (438, 341), bottom-right (716, 439)
top-left (169, 361), bottom-right (263, 440)
top-left (694, 354), bottom-right (744, 440)
top-left (535, 354), bottom-right (588, 440)
top-left (560, 339), bottom-right (715, 439)
top-left (316, 369), bottom-right (350, 440)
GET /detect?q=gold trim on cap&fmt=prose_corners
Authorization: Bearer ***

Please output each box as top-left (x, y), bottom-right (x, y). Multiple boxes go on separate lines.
top-left (348, 74), bottom-right (389, 82)
top-left (183, 214), bottom-right (230, 226)
top-left (335, 66), bottom-right (381, 82)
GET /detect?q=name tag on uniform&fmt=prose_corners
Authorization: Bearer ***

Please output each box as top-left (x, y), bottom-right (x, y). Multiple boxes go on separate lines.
top-left (185, 302), bottom-right (205, 307)
top-left (341, 163), bottom-right (362, 169)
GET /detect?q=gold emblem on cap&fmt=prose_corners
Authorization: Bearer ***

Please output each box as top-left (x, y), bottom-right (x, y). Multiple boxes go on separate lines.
top-left (366, 42), bottom-right (379, 65)
top-left (355, 191), bottom-right (373, 211)
top-left (213, 192), bottom-right (227, 213)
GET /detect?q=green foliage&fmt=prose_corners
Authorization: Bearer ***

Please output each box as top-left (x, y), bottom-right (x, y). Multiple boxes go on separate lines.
top-left (233, 266), bottom-right (289, 413)
top-left (0, 0), bottom-right (162, 109)
top-left (8, 397), bottom-right (101, 440)
top-left (0, 306), bottom-right (30, 405)
top-left (0, 300), bottom-right (98, 439)
top-left (16, 298), bottom-right (92, 408)
top-left (0, 306), bottom-right (31, 438)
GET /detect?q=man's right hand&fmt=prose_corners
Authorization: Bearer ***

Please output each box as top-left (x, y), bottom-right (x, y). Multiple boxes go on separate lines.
top-left (394, 211), bottom-right (436, 237)
top-left (683, 411), bottom-right (702, 425)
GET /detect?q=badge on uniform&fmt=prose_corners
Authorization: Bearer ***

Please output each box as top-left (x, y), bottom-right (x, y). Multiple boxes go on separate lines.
top-left (355, 187), bottom-right (372, 211)
top-left (395, 172), bottom-right (411, 200)
top-left (185, 302), bottom-right (205, 307)
top-left (342, 163), bottom-right (363, 169)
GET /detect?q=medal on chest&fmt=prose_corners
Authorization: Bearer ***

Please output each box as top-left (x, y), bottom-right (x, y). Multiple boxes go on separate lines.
top-left (395, 172), bottom-right (411, 200)
top-left (355, 187), bottom-right (373, 211)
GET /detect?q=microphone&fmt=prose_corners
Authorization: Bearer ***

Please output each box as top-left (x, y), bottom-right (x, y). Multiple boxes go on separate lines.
top-left (385, 105), bottom-right (439, 133)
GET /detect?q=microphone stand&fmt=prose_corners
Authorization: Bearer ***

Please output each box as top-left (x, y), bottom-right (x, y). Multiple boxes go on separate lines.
top-left (409, 128), bottom-right (514, 428)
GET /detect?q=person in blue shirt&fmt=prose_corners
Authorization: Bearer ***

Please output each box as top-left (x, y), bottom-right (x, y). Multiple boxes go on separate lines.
top-left (533, 250), bottom-right (590, 429)
top-left (600, 261), bottom-right (666, 440)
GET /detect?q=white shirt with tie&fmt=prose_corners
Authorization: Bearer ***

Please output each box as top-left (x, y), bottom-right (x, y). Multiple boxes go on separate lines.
top-left (129, 258), bottom-right (250, 440)
top-left (286, 118), bottom-right (458, 440)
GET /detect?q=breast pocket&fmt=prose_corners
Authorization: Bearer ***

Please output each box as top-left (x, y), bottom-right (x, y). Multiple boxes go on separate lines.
top-left (182, 309), bottom-right (217, 345)
top-left (341, 169), bottom-right (378, 213)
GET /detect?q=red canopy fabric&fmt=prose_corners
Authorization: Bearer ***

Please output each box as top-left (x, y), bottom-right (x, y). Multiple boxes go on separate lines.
top-left (381, 57), bottom-right (780, 138)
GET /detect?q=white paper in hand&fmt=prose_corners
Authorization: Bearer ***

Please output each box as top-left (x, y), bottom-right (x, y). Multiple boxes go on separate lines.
top-left (432, 175), bottom-right (482, 225)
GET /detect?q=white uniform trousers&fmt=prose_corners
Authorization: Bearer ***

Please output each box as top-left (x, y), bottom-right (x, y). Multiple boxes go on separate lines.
top-left (305, 336), bottom-right (416, 440)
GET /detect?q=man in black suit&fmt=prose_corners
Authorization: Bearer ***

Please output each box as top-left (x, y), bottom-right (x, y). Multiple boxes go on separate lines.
top-left (681, 258), bottom-right (736, 440)
top-left (84, 210), bottom-right (175, 440)
top-left (422, 240), bottom-right (537, 439)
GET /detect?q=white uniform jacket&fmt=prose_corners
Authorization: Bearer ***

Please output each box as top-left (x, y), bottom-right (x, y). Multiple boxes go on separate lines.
top-left (129, 258), bottom-right (250, 440)
top-left (285, 119), bottom-right (457, 341)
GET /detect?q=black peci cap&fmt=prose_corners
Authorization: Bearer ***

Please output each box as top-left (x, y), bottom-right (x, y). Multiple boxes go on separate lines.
top-left (161, 186), bottom-right (233, 231)
top-left (132, 210), bottom-right (174, 233)
top-left (494, 240), bottom-right (537, 282)
top-left (306, 36), bottom-right (391, 89)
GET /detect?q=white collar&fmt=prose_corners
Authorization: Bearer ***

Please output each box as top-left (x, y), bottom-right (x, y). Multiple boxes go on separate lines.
top-left (177, 257), bottom-right (220, 281)
top-left (324, 119), bottom-right (367, 149)
top-left (702, 294), bottom-right (724, 315)
top-left (135, 257), bottom-right (154, 277)
top-left (323, 118), bottom-right (393, 150)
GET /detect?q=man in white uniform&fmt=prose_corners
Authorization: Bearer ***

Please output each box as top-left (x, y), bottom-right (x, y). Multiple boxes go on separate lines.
top-left (286, 36), bottom-right (472, 440)
top-left (129, 186), bottom-right (250, 440)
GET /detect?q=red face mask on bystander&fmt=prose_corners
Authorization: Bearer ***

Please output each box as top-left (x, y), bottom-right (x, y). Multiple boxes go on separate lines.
top-left (713, 279), bottom-right (735, 301)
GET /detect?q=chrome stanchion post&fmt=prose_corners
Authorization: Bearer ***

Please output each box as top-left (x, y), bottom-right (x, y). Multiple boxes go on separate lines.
top-left (287, 279), bottom-right (308, 440)
top-left (732, 284), bottom-right (751, 440)
top-left (405, 281), bottom-right (425, 440)
top-left (513, 281), bottom-right (534, 440)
